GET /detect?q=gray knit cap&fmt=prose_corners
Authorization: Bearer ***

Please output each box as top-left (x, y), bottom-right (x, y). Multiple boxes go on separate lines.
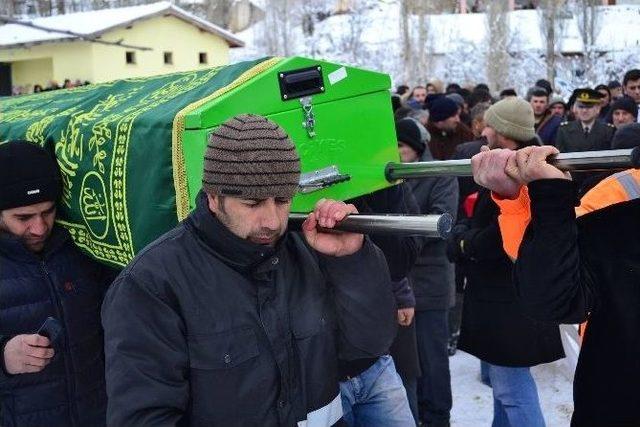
top-left (203, 114), bottom-right (301, 199)
top-left (484, 98), bottom-right (537, 142)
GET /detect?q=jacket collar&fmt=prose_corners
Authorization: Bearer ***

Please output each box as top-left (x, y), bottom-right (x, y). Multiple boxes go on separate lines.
top-left (0, 224), bottom-right (71, 263)
top-left (186, 191), bottom-right (286, 274)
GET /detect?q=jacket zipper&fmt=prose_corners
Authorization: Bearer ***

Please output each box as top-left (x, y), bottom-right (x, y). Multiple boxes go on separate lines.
top-left (41, 260), bottom-right (79, 426)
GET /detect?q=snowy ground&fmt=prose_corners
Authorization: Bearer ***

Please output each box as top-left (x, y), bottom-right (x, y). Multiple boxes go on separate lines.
top-left (449, 350), bottom-right (574, 427)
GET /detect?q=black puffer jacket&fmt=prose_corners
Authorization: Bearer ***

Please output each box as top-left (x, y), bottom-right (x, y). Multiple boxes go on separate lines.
top-left (101, 192), bottom-right (396, 427)
top-left (0, 226), bottom-right (114, 427)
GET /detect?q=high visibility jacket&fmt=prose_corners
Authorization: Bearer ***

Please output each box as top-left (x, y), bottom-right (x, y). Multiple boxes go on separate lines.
top-left (494, 168), bottom-right (640, 260)
top-left (495, 169), bottom-right (640, 341)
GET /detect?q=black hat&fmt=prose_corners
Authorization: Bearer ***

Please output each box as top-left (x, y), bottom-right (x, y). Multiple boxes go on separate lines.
top-left (446, 92), bottom-right (465, 107)
top-left (396, 118), bottom-right (425, 156)
top-left (0, 141), bottom-right (61, 211)
top-left (612, 123), bottom-right (640, 150)
top-left (610, 96), bottom-right (638, 119)
top-left (429, 97), bottom-right (459, 122)
top-left (608, 80), bottom-right (622, 89)
top-left (573, 88), bottom-right (603, 105)
top-left (424, 93), bottom-right (444, 110)
top-left (535, 79), bottom-right (553, 95)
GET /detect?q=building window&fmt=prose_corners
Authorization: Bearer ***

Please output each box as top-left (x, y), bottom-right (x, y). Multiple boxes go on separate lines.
top-left (125, 51), bottom-right (136, 64)
top-left (199, 52), bottom-right (208, 64)
top-left (164, 52), bottom-right (173, 65)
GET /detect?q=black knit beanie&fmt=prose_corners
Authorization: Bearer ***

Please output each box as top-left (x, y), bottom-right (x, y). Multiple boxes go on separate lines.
top-left (203, 114), bottom-right (301, 199)
top-left (0, 140), bottom-right (61, 211)
top-left (429, 97), bottom-right (459, 122)
top-left (610, 97), bottom-right (638, 119)
top-left (612, 123), bottom-right (640, 150)
top-left (396, 118), bottom-right (425, 155)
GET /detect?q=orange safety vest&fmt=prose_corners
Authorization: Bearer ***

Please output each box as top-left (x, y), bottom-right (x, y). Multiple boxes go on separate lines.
top-left (493, 169), bottom-right (640, 340)
top-left (495, 169), bottom-right (640, 260)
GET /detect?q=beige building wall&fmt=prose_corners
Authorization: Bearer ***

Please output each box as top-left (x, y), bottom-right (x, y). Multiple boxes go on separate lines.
top-left (10, 57), bottom-right (53, 89)
top-left (90, 15), bottom-right (230, 83)
top-left (0, 42), bottom-right (93, 88)
top-left (0, 14), bottom-right (232, 89)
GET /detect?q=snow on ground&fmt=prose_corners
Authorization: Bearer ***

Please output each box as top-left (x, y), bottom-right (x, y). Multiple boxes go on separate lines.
top-left (449, 350), bottom-right (574, 427)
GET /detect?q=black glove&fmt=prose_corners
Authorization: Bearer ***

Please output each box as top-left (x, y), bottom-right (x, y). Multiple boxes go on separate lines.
top-left (446, 223), bottom-right (469, 263)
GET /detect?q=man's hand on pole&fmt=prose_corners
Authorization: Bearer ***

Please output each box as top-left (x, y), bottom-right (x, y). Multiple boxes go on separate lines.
top-left (471, 146), bottom-right (522, 199)
top-left (513, 146), bottom-right (571, 183)
top-left (471, 145), bottom-right (571, 198)
top-left (302, 199), bottom-right (364, 257)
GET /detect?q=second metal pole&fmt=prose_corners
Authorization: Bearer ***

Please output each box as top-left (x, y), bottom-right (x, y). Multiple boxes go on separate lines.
top-left (385, 148), bottom-right (640, 180)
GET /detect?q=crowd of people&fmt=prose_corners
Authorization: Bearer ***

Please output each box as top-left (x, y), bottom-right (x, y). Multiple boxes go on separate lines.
top-left (10, 79), bottom-right (91, 96)
top-left (386, 67), bottom-right (640, 427)
top-left (1, 68), bottom-right (640, 427)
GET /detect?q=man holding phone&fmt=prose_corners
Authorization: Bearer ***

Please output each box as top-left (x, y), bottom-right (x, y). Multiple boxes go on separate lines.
top-left (0, 140), bottom-right (115, 427)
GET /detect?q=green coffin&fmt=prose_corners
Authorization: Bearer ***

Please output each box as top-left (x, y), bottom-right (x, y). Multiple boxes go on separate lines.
top-left (0, 56), bottom-right (398, 268)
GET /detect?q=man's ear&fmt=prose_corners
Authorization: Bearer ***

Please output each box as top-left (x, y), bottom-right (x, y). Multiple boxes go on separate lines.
top-left (207, 192), bottom-right (226, 215)
top-left (206, 192), bottom-right (219, 214)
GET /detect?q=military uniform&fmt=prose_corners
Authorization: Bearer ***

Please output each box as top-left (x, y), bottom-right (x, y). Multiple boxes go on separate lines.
top-left (556, 88), bottom-right (616, 153)
top-left (555, 119), bottom-right (616, 152)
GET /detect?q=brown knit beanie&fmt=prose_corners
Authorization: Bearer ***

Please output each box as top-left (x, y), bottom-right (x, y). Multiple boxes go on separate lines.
top-left (484, 98), bottom-right (537, 142)
top-left (203, 114), bottom-right (301, 199)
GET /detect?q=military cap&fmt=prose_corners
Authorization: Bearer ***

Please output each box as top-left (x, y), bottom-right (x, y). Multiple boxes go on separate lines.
top-left (573, 88), bottom-right (603, 105)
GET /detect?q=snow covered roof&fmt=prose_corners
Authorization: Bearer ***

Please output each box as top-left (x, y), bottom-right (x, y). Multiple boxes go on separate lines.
top-left (0, 1), bottom-right (244, 49)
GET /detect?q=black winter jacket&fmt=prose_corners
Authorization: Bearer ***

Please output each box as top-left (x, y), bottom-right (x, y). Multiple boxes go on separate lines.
top-left (350, 183), bottom-right (423, 379)
top-left (452, 139), bottom-right (484, 294)
top-left (408, 149), bottom-right (459, 311)
top-left (516, 179), bottom-right (640, 426)
top-left (101, 193), bottom-right (396, 427)
top-left (0, 226), bottom-right (114, 427)
top-left (454, 189), bottom-right (564, 367)
top-left (351, 182), bottom-right (422, 306)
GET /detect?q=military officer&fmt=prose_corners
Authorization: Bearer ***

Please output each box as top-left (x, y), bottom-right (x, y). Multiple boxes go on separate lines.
top-left (556, 88), bottom-right (615, 153)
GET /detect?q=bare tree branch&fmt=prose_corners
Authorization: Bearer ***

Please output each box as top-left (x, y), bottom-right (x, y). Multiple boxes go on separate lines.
top-left (538, 0), bottom-right (567, 85)
top-left (486, 0), bottom-right (510, 92)
top-left (573, 0), bottom-right (602, 84)
top-left (400, 0), bottom-right (434, 84)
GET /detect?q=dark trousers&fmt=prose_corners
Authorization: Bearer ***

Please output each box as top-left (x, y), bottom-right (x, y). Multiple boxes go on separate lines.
top-left (415, 309), bottom-right (452, 426)
top-left (390, 323), bottom-right (420, 426)
top-left (448, 292), bottom-right (464, 337)
top-left (403, 376), bottom-right (418, 426)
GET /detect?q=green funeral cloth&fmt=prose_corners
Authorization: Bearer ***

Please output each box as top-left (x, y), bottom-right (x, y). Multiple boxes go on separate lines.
top-left (0, 57), bottom-right (277, 268)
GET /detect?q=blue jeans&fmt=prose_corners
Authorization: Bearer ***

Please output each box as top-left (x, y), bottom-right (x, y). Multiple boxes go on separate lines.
top-left (480, 360), bottom-right (491, 386)
top-left (482, 361), bottom-right (546, 427)
top-left (415, 309), bottom-right (451, 425)
top-left (340, 355), bottom-right (415, 427)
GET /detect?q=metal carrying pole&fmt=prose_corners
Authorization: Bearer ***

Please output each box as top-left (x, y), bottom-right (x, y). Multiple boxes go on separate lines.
top-left (288, 213), bottom-right (452, 239)
top-left (385, 148), bottom-right (640, 180)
